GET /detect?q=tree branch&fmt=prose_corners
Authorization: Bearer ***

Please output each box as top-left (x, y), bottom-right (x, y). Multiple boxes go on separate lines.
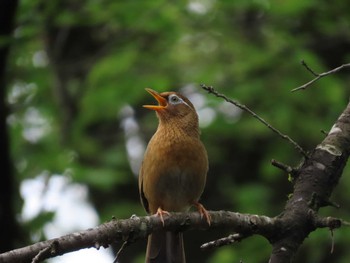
top-left (0, 212), bottom-right (277, 263)
top-left (268, 100), bottom-right (350, 262)
top-left (201, 84), bottom-right (308, 157)
top-left (271, 159), bottom-right (297, 177)
top-left (291, 61), bottom-right (350, 92)
top-left (1, 206), bottom-right (347, 263)
top-left (200, 233), bottom-right (245, 250)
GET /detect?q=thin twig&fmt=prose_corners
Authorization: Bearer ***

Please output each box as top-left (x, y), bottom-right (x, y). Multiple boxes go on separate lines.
top-left (323, 199), bottom-right (341, 209)
top-left (271, 159), bottom-right (296, 175)
top-left (113, 241), bottom-right (129, 263)
top-left (320, 129), bottom-right (329, 136)
top-left (291, 62), bottom-right (350, 92)
top-left (31, 241), bottom-right (58, 263)
top-left (342, 220), bottom-right (350, 227)
top-left (314, 216), bottom-right (342, 229)
top-left (301, 60), bottom-right (319, 77)
top-left (31, 246), bottom-right (51, 263)
top-left (201, 84), bottom-right (308, 157)
top-left (330, 228), bottom-right (335, 254)
top-left (200, 233), bottom-right (244, 250)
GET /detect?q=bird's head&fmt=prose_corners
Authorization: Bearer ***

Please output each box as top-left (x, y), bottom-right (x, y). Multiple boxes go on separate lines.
top-left (143, 88), bottom-right (199, 135)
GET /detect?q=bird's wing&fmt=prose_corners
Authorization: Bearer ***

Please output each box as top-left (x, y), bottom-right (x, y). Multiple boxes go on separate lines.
top-left (139, 163), bottom-right (150, 214)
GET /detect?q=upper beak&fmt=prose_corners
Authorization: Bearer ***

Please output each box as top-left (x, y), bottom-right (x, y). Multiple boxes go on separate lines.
top-left (143, 88), bottom-right (167, 111)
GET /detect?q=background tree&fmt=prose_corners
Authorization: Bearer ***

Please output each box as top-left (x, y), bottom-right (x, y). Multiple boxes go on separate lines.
top-left (3, 0), bottom-right (350, 262)
top-left (0, 0), bottom-right (21, 253)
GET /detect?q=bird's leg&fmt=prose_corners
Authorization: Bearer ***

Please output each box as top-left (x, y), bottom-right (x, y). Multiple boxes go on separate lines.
top-left (155, 207), bottom-right (170, 226)
top-left (194, 202), bottom-right (211, 226)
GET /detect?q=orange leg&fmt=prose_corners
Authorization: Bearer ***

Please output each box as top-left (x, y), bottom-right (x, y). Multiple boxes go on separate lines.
top-left (194, 202), bottom-right (211, 226)
top-left (155, 207), bottom-right (170, 226)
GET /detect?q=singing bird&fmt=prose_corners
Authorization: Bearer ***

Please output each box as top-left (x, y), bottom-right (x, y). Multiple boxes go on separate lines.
top-left (139, 88), bottom-right (210, 263)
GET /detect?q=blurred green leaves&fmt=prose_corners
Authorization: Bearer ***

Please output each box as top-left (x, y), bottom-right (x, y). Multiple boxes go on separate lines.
top-left (7, 0), bottom-right (350, 262)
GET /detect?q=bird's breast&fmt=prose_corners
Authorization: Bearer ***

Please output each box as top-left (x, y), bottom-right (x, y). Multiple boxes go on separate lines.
top-left (141, 132), bottom-right (208, 213)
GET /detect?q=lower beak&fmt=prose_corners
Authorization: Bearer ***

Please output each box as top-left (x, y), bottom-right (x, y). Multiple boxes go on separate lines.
top-left (143, 88), bottom-right (167, 111)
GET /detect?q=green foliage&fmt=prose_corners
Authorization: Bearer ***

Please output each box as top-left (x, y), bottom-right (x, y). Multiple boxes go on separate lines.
top-left (8, 0), bottom-right (350, 262)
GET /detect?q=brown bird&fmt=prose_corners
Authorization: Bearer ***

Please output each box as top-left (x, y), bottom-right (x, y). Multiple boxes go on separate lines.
top-left (139, 88), bottom-right (210, 263)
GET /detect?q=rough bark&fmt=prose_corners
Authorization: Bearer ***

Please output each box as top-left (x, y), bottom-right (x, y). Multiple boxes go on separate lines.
top-left (268, 101), bottom-right (350, 262)
top-left (0, 211), bottom-right (277, 263)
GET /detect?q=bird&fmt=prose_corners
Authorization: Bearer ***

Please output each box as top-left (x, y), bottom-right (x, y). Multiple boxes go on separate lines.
top-left (139, 88), bottom-right (210, 263)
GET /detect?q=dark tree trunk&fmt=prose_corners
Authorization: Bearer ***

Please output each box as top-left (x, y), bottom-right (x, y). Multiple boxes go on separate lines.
top-left (0, 0), bottom-right (20, 253)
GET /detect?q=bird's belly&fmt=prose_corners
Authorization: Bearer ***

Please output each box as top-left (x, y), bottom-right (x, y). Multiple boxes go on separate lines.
top-left (154, 168), bottom-right (203, 212)
top-left (141, 134), bottom-right (208, 213)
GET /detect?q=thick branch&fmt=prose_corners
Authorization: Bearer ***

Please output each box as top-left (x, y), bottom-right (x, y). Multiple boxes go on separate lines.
top-left (0, 211), bottom-right (276, 263)
top-left (1, 209), bottom-right (344, 263)
top-left (269, 101), bottom-right (350, 262)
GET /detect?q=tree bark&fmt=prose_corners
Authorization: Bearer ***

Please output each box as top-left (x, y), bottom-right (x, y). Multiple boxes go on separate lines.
top-left (268, 101), bottom-right (350, 262)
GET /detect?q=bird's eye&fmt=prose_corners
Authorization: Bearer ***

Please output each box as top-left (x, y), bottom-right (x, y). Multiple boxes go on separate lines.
top-left (169, 95), bottom-right (182, 105)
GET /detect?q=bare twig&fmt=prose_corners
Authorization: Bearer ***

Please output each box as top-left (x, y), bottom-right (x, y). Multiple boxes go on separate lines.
top-left (31, 241), bottom-right (58, 263)
top-left (113, 241), bottom-right (129, 263)
top-left (271, 159), bottom-right (296, 175)
top-left (320, 129), bottom-right (329, 136)
top-left (330, 228), bottom-right (335, 254)
top-left (201, 84), bottom-right (308, 157)
top-left (314, 216), bottom-right (342, 229)
top-left (322, 199), bottom-right (341, 209)
top-left (200, 233), bottom-right (244, 250)
top-left (291, 62), bottom-right (350, 92)
top-left (301, 60), bottom-right (319, 77)
top-left (342, 220), bottom-right (350, 227)
top-left (31, 246), bottom-right (51, 263)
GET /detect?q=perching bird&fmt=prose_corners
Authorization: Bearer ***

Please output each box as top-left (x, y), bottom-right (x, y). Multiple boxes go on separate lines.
top-left (139, 88), bottom-right (210, 263)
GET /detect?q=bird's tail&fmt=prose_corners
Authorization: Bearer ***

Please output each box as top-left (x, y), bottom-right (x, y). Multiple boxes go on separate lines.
top-left (145, 230), bottom-right (185, 263)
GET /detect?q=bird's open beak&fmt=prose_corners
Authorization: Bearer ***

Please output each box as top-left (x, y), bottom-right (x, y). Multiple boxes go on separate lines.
top-left (143, 88), bottom-right (167, 111)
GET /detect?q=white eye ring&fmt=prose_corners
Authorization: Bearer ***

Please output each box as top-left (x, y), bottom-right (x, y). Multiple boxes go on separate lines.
top-left (169, 94), bottom-right (182, 105)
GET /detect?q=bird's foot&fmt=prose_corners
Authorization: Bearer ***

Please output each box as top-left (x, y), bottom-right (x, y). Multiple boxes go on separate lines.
top-left (155, 207), bottom-right (170, 226)
top-left (194, 202), bottom-right (211, 226)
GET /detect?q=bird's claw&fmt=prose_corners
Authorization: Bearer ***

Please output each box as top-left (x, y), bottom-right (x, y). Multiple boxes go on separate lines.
top-left (194, 202), bottom-right (211, 226)
top-left (155, 207), bottom-right (170, 226)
